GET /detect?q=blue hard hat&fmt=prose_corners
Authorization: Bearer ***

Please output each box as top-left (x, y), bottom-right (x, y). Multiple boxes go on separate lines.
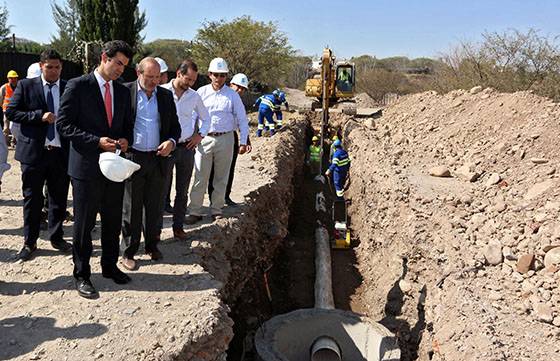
top-left (333, 139), bottom-right (342, 147)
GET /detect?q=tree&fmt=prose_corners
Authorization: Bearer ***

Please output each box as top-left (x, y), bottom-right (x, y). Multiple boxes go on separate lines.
top-left (434, 29), bottom-right (560, 100)
top-left (137, 39), bottom-right (192, 71)
top-left (284, 55), bottom-right (312, 89)
top-left (50, 0), bottom-right (80, 56)
top-left (76, 0), bottom-right (147, 50)
top-left (0, 4), bottom-right (11, 50)
top-left (192, 16), bottom-right (295, 88)
top-left (0, 4), bottom-right (10, 39)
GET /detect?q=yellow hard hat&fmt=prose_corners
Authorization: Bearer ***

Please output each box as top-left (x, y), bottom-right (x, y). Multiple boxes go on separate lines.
top-left (312, 136), bottom-right (319, 142)
top-left (7, 70), bottom-right (18, 78)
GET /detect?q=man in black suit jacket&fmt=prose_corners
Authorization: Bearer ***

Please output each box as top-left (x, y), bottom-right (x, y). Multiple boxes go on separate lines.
top-left (120, 57), bottom-right (180, 271)
top-left (56, 40), bottom-right (134, 299)
top-left (6, 49), bottom-right (72, 261)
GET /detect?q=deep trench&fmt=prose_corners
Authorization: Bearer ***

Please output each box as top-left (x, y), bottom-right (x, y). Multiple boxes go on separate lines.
top-left (226, 125), bottom-right (364, 361)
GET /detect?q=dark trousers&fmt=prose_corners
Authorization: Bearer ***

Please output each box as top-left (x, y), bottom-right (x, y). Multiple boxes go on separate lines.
top-left (122, 151), bottom-right (166, 258)
top-left (20, 148), bottom-right (69, 247)
top-left (208, 131), bottom-right (239, 199)
top-left (72, 176), bottom-right (124, 279)
top-left (160, 145), bottom-right (195, 230)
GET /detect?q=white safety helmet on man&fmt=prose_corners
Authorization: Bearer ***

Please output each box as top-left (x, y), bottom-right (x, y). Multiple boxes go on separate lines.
top-left (154, 57), bottom-right (169, 73)
top-left (26, 62), bottom-right (41, 79)
top-left (99, 150), bottom-right (141, 182)
top-left (208, 57), bottom-right (229, 73)
top-left (231, 73), bottom-right (249, 89)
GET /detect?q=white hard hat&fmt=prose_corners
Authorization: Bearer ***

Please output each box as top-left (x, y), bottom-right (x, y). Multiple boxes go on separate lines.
top-left (98, 150), bottom-right (141, 182)
top-left (208, 57), bottom-right (229, 73)
top-left (231, 73), bottom-right (249, 89)
top-left (154, 57), bottom-right (169, 73)
top-left (27, 63), bottom-right (41, 79)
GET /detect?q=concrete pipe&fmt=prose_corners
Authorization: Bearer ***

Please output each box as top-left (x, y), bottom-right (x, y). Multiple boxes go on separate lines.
top-left (255, 308), bottom-right (400, 361)
top-left (311, 336), bottom-right (342, 361)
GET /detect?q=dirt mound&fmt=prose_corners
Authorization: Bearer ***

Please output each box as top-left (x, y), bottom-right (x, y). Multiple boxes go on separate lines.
top-left (353, 92), bottom-right (377, 108)
top-left (343, 88), bottom-right (560, 360)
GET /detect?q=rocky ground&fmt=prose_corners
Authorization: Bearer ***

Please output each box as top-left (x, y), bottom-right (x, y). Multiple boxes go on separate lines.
top-left (340, 87), bottom-right (560, 360)
top-left (3, 85), bottom-right (560, 361)
top-left (0, 114), bottom-right (307, 361)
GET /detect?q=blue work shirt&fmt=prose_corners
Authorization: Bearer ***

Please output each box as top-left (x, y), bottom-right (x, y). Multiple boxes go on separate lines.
top-left (329, 148), bottom-right (350, 173)
top-left (132, 84), bottom-right (160, 152)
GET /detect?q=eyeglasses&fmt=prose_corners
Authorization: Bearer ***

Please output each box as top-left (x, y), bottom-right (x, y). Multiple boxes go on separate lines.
top-left (211, 73), bottom-right (227, 78)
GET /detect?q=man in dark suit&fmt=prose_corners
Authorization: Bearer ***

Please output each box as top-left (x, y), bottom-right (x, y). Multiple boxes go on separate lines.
top-left (120, 57), bottom-right (180, 271)
top-left (6, 49), bottom-right (72, 261)
top-left (56, 40), bottom-right (134, 299)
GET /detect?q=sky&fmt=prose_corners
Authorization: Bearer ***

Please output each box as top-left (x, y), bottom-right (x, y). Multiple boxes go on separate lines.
top-left (5, 0), bottom-right (560, 60)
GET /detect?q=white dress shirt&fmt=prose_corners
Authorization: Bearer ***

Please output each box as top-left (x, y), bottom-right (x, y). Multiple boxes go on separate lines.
top-left (161, 81), bottom-right (210, 142)
top-left (42, 75), bottom-right (61, 147)
top-left (196, 84), bottom-right (249, 145)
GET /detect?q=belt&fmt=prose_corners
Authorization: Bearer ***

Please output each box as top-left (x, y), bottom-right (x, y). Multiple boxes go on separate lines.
top-left (45, 145), bottom-right (61, 151)
top-left (131, 148), bottom-right (158, 154)
top-left (207, 131), bottom-right (232, 137)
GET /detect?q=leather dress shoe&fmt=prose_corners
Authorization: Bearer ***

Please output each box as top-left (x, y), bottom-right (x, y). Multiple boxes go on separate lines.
top-left (120, 257), bottom-right (136, 271)
top-left (16, 245), bottom-right (37, 262)
top-left (184, 215), bottom-right (203, 225)
top-left (146, 247), bottom-right (163, 261)
top-left (75, 278), bottom-right (99, 299)
top-left (225, 197), bottom-right (238, 206)
top-left (51, 239), bottom-right (72, 252)
top-left (102, 267), bottom-right (131, 284)
top-left (173, 227), bottom-right (188, 241)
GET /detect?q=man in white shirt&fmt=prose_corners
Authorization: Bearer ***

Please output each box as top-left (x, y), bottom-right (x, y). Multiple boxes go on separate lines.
top-left (185, 58), bottom-right (250, 224)
top-left (160, 60), bottom-right (210, 239)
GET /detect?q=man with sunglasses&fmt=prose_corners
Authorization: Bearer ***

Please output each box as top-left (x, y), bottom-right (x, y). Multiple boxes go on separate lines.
top-left (185, 58), bottom-right (250, 224)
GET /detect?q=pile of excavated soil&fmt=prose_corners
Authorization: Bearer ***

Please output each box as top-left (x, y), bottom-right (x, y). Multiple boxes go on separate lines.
top-left (353, 92), bottom-right (377, 108)
top-left (343, 88), bottom-right (560, 360)
top-left (0, 115), bottom-right (308, 361)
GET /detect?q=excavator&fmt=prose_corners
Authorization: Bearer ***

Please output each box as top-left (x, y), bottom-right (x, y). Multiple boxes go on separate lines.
top-left (307, 48), bottom-right (353, 249)
top-left (305, 48), bottom-right (356, 106)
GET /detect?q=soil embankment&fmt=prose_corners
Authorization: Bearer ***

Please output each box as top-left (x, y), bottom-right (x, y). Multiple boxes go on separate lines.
top-left (343, 88), bottom-right (560, 360)
top-left (0, 115), bottom-right (308, 361)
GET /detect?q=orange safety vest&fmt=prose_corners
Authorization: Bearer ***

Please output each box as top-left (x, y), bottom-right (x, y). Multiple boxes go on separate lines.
top-left (2, 83), bottom-right (14, 111)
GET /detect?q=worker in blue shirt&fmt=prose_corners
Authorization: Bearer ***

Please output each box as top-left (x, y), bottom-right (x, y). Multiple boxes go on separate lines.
top-left (325, 139), bottom-right (350, 199)
top-left (254, 89), bottom-right (289, 137)
top-left (272, 90), bottom-right (289, 130)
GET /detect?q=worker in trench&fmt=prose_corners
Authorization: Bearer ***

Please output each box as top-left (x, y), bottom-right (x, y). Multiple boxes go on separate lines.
top-left (325, 139), bottom-right (350, 199)
top-left (307, 135), bottom-right (322, 175)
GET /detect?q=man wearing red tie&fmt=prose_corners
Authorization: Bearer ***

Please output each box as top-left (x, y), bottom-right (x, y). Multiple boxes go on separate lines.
top-left (57, 40), bottom-right (134, 299)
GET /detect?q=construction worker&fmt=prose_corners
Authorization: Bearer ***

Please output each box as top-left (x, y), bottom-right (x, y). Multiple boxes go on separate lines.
top-left (272, 89), bottom-right (289, 130)
top-left (154, 57), bottom-right (169, 84)
top-left (307, 135), bottom-right (322, 175)
top-left (0, 70), bottom-right (17, 192)
top-left (325, 139), bottom-right (350, 199)
top-left (1, 70), bottom-right (19, 147)
top-left (329, 135), bottom-right (339, 161)
top-left (254, 89), bottom-right (289, 137)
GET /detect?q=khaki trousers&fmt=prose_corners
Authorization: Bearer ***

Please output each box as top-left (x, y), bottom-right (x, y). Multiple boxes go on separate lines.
top-left (188, 132), bottom-right (234, 216)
